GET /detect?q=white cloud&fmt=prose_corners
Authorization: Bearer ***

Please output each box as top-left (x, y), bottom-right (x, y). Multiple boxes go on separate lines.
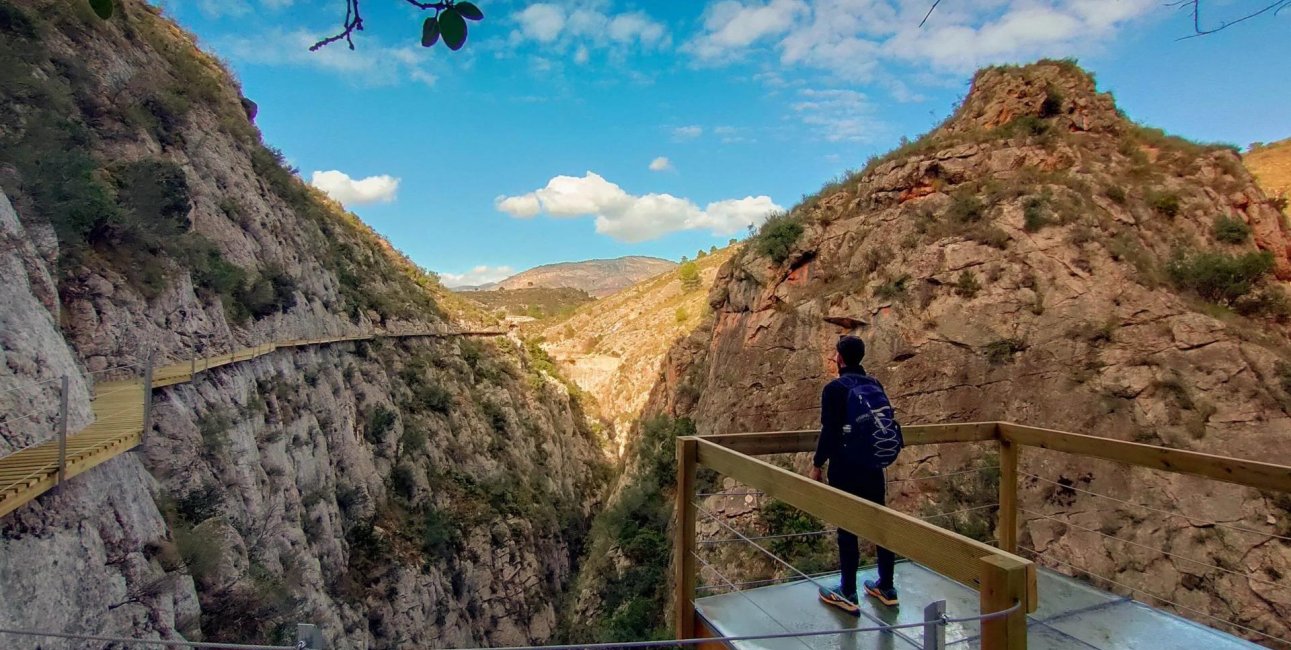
top-left (688, 0), bottom-right (809, 61)
top-left (687, 0), bottom-right (1157, 81)
top-left (310, 170), bottom-right (400, 205)
top-left (515, 4), bottom-right (567, 43)
top-left (673, 125), bottom-right (704, 140)
top-left (440, 265), bottom-right (515, 288)
top-left (509, 2), bottom-right (669, 59)
top-left (197, 0), bottom-right (250, 17)
top-left (791, 88), bottom-right (876, 142)
top-left (649, 156), bottom-right (674, 172)
top-left (496, 172), bottom-right (782, 242)
top-left (218, 29), bottom-right (437, 87)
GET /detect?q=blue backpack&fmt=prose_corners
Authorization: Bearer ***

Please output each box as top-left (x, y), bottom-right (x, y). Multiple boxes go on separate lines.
top-left (838, 375), bottom-right (903, 469)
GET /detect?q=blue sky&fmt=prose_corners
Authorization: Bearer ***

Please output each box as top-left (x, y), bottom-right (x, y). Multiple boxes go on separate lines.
top-left (165, 0), bottom-right (1291, 286)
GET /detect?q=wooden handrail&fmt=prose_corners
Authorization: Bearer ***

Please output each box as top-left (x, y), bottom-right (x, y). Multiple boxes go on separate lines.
top-left (998, 423), bottom-right (1291, 494)
top-left (699, 422), bottom-right (999, 455)
top-left (690, 438), bottom-right (1037, 609)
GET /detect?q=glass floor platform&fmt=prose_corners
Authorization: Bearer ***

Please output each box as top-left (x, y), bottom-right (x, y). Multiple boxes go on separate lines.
top-left (694, 561), bottom-right (1263, 650)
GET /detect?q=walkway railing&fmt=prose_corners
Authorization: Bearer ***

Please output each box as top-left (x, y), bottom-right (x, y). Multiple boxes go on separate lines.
top-left (679, 422), bottom-right (1291, 649)
top-left (0, 325), bottom-right (507, 518)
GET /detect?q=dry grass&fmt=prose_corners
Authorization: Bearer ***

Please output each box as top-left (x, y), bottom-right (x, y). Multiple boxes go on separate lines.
top-left (1245, 138), bottom-right (1291, 204)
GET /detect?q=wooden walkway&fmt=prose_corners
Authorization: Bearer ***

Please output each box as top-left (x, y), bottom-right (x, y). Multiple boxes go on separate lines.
top-left (0, 329), bottom-right (505, 518)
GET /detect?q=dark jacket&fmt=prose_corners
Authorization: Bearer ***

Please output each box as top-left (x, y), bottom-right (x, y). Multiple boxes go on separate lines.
top-left (813, 365), bottom-right (867, 470)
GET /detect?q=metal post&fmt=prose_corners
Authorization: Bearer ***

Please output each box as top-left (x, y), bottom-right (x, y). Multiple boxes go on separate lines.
top-left (55, 375), bottom-right (69, 491)
top-left (141, 350), bottom-right (155, 446)
top-left (922, 600), bottom-right (947, 650)
top-left (674, 437), bottom-right (698, 639)
top-left (295, 623), bottom-right (324, 649)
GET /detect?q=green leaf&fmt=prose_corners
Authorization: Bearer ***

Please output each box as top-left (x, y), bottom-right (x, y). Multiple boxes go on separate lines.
top-left (439, 7), bottom-right (468, 50)
top-left (456, 1), bottom-right (484, 21)
top-left (89, 0), bottom-right (113, 19)
top-left (421, 16), bottom-right (440, 48)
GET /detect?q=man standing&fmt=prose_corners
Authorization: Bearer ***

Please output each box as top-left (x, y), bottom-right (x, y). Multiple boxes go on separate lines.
top-left (810, 335), bottom-right (901, 614)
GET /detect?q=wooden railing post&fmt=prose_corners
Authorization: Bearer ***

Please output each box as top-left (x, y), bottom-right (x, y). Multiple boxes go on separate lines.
top-left (141, 350), bottom-right (155, 445)
top-left (999, 436), bottom-right (1018, 554)
top-left (980, 555), bottom-right (1028, 650)
top-left (55, 375), bottom-right (69, 491)
top-left (674, 437), bottom-right (698, 639)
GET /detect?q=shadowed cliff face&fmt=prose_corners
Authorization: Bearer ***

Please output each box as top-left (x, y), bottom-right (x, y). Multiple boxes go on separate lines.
top-left (639, 62), bottom-right (1291, 643)
top-left (0, 2), bottom-right (610, 648)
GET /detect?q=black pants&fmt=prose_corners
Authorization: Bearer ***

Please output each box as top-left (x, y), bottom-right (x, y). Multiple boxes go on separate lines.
top-left (829, 467), bottom-right (895, 595)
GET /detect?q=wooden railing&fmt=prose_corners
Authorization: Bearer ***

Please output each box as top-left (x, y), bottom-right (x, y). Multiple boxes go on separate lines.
top-left (675, 422), bottom-right (1291, 650)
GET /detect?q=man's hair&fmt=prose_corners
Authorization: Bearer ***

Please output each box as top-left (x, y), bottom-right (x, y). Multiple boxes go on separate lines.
top-left (836, 335), bottom-right (866, 366)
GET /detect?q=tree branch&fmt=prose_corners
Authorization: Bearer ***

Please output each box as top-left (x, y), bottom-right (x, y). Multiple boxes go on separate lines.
top-left (1170, 0), bottom-right (1290, 39)
top-left (311, 0), bottom-right (363, 51)
top-left (312, 0), bottom-right (452, 50)
top-left (918, 0), bottom-right (1289, 36)
top-left (918, 0), bottom-right (943, 28)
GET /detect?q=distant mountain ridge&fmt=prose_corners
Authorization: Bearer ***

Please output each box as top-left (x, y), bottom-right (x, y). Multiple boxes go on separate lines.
top-left (460, 256), bottom-right (677, 297)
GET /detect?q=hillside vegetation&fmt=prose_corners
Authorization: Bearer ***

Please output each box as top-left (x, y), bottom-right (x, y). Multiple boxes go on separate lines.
top-left (541, 246), bottom-right (738, 452)
top-left (459, 287), bottom-right (595, 321)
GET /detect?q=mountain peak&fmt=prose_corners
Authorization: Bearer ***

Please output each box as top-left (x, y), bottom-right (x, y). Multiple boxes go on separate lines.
top-left (941, 59), bottom-right (1123, 137)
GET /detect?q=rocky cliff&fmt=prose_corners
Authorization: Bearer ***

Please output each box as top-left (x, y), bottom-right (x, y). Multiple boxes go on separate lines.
top-left (646, 61), bottom-right (1291, 643)
top-left (0, 1), bottom-right (608, 647)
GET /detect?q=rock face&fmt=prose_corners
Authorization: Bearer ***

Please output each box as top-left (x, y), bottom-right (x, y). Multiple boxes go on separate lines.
top-left (542, 247), bottom-right (738, 454)
top-left (0, 2), bottom-right (609, 648)
top-left (648, 62), bottom-right (1291, 643)
top-left (492, 257), bottom-right (678, 297)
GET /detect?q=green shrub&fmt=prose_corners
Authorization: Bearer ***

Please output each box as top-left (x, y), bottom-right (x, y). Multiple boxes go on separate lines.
top-left (363, 406), bottom-right (397, 444)
top-left (755, 212), bottom-right (804, 264)
top-left (761, 499), bottom-right (828, 563)
top-left (176, 482), bottom-right (224, 524)
top-left (955, 271), bottom-right (981, 298)
top-left (409, 382), bottom-right (453, 414)
top-left (1147, 190), bottom-right (1181, 218)
top-left (198, 410), bottom-right (232, 454)
top-left (968, 224), bottom-right (1010, 249)
top-left (1277, 362), bottom-right (1291, 395)
top-left (110, 159), bottom-right (192, 235)
top-left (984, 338), bottom-right (1027, 365)
top-left (948, 192), bottom-right (986, 223)
top-left (1166, 250), bottom-right (1273, 305)
top-left (390, 464), bottom-right (416, 500)
top-left (1000, 115), bottom-right (1048, 137)
top-left (874, 274), bottom-right (910, 299)
top-left (674, 307), bottom-right (688, 324)
top-left (422, 507), bottom-right (461, 562)
top-left (1105, 185), bottom-right (1127, 204)
top-left (677, 260), bottom-right (701, 291)
top-left (1023, 197), bottom-right (1049, 232)
top-left (481, 400), bottom-right (508, 434)
top-left (1211, 215), bottom-right (1251, 244)
top-left (1234, 285), bottom-right (1291, 321)
top-left (400, 428), bottom-right (427, 456)
top-left (1040, 86), bottom-right (1063, 118)
top-left (174, 524), bottom-right (222, 583)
